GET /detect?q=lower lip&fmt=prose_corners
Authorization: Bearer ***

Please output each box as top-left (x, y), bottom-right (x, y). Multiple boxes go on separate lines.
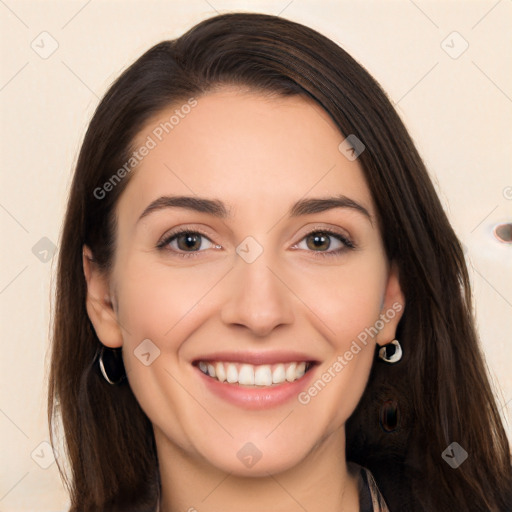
top-left (195, 365), bottom-right (316, 410)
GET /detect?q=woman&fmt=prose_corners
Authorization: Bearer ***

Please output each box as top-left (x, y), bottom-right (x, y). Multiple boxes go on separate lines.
top-left (48, 12), bottom-right (512, 512)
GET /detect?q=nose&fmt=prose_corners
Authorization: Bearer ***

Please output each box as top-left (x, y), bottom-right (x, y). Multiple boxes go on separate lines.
top-left (220, 252), bottom-right (295, 337)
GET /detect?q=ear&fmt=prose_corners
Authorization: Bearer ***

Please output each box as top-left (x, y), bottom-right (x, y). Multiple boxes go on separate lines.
top-left (375, 261), bottom-right (405, 347)
top-left (83, 245), bottom-right (123, 348)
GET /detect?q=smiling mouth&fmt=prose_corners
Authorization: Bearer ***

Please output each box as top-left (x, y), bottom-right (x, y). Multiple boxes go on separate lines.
top-left (194, 360), bottom-right (315, 387)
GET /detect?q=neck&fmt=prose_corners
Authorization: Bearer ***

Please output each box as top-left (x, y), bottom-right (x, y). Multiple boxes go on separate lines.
top-left (155, 427), bottom-right (360, 512)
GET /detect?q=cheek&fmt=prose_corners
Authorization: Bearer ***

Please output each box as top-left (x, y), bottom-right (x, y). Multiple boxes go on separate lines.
top-left (291, 251), bottom-right (388, 346)
top-left (112, 257), bottom-right (226, 410)
top-left (114, 257), bottom-right (223, 344)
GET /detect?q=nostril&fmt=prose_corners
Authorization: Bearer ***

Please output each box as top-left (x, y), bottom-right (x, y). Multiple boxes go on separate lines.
top-left (493, 223), bottom-right (512, 243)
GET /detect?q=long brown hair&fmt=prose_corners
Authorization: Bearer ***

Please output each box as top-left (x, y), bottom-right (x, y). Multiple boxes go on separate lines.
top-left (48, 12), bottom-right (512, 511)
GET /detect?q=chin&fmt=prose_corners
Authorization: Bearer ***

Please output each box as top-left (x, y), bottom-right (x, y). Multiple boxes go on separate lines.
top-left (196, 434), bottom-right (314, 477)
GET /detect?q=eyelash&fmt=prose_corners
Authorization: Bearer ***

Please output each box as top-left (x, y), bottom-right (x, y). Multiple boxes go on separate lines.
top-left (156, 227), bottom-right (356, 259)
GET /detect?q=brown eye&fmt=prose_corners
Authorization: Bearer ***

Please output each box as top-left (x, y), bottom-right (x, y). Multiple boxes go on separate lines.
top-left (305, 232), bottom-right (331, 251)
top-left (293, 229), bottom-right (355, 257)
top-left (176, 233), bottom-right (203, 251)
top-left (158, 230), bottom-right (217, 255)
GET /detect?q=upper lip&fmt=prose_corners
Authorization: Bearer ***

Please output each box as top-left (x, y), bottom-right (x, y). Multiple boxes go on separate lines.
top-left (192, 351), bottom-right (319, 366)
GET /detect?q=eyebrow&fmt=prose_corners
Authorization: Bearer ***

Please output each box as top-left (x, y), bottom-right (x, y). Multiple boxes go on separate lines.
top-left (137, 194), bottom-right (373, 225)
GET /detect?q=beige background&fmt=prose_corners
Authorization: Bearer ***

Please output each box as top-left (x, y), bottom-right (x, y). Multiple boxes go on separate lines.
top-left (1, 1), bottom-right (511, 510)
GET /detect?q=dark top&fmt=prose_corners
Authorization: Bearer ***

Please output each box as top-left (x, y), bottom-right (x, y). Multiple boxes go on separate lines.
top-left (349, 461), bottom-right (390, 512)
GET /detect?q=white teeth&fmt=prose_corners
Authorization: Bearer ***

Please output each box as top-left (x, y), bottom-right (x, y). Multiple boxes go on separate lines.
top-left (238, 364), bottom-right (255, 385)
top-left (215, 362), bottom-right (226, 383)
top-left (296, 362), bottom-right (306, 378)
top-left (226, 363), bottom-right (238, 383)
top-left (272, 364), bottom-right (286, 384)
top-left (197, 360), bottom-right (311, 386)
top-left (254, 365), bottom-right (272, 386)
top-left (285, 363), bottom-right (297, 382)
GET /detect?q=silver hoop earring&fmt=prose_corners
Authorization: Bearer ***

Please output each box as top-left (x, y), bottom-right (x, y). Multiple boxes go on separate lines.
top-left (97, 345), bottom-right (126, 385)
top-left (378, 339), bottom-right (402, 364)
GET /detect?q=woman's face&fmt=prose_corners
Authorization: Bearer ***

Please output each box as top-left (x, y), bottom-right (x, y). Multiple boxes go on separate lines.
top-left (85, 87), bottom-right (404, 476)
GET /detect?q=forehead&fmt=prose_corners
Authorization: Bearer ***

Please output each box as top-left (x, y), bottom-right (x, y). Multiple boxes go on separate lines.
top-left (119, 88), bottom-right (373, 221)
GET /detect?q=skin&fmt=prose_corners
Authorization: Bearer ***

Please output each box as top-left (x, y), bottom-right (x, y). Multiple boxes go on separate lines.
top-left (83, 87), bottom-right (404, 512)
